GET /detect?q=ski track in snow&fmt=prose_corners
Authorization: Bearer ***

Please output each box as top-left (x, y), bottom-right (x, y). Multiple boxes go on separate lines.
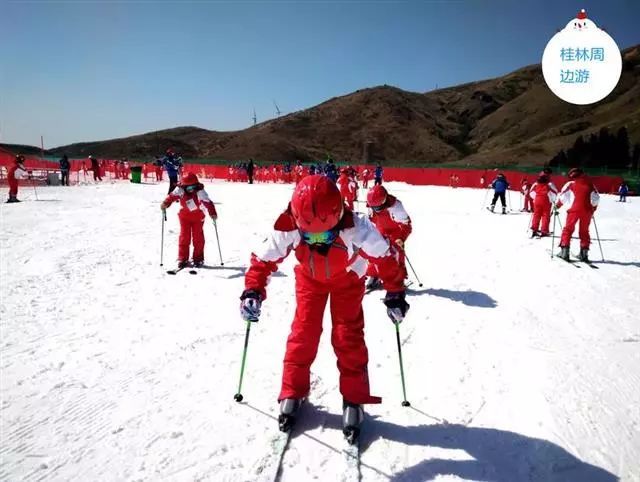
top-left (1, 181), bottom-right (639, 482)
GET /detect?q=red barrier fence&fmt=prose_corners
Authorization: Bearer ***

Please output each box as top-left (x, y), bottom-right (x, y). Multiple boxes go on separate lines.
top-left (0, 147), bottom-right (624, 193)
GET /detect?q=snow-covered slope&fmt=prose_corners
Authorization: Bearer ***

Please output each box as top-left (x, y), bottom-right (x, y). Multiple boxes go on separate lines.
top-left (1, 181), bottom-right (638, 482)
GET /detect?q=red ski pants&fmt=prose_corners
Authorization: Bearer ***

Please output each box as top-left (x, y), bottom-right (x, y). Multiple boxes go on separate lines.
top-left (523, 194), bottom-right (533, 212)
top-left (531, 202), bottom-right (551, 234)
top-left (279, 267), bottom-right (381, 405)
top-left (560, 211), bottom-right (592, 249)
top-left (178, 213), bottom-right (205, 263)
top-left (8, 179), bottom-right (18, 198)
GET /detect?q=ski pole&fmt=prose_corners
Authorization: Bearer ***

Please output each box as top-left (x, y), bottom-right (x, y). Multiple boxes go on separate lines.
top-left (31, 174), bottom-right (39, 201)
top-left (550, 208), bottom-right (557, 258)
top-left (526, 210), bottom-right (534, 234)
top-left (404, 252), bottom-right (423, 287)
top-left (160, 211), bottom-right (166, 266)
top-left (234, 321), bottom-right (252, 402)
top-left (481, 188), bottom-right (489, 210)
top-left (394, 322), bottom-right (411, 407)
top-left (213, 219), bottom-right (224, 266)
top-left (592, 214), bottom-right (605, 261)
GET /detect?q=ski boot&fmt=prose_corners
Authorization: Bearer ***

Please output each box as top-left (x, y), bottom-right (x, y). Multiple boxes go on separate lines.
top-left (557, 246), bottom-right (570, 261)
top-left (489, 205), bottom-right (495, 213)
top-left (5, 196), bottom-right (19, 203)
top-left (177, 260), bottom-right (189, 269)
top-left (501, 206), bottom-right (507, 215)
top-left (193, 260), bottom-right (204, 268)
top-left (365, 277), bottom-right (382, 292)
top-left (342, 400), bottom-right (364, 445)
top-left (278, 398), bottom-right (302, 433)
top-left (578, 248), bottom-right (589, 262)
top-left (530, 229), bottom-right (538, 238)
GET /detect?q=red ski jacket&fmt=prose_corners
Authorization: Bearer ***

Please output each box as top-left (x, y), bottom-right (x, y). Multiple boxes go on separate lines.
top-left (556, 177), bottom-right (600, 214)
top-left (245, 208), bottom-right (405, 299)
top-left (162, 185), bottom-right (217, 219)
top-left (369, 195), bottom-right (412, 243)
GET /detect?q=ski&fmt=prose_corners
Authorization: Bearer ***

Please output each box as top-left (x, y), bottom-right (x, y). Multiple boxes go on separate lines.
top-left (557, 256), bottom-right (581, 268)
top-left (573, 255), bottom-right (599, 269)
top-left (188, 269), bottom-right (198, 275)
top-left (166, 266), bottom-right (187, 275)
top-left (340, 436), bottom-right (361, 482)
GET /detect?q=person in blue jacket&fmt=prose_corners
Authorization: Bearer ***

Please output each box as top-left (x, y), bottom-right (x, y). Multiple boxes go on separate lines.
top-left (489, 173), bottom-right (510, 214)
top-left (374, 163), bottom-right (383, 185)
top-left (162, 148), bottom-right (183, 194)
top-left (618, 181), bottom-right (629, 202)
top-left (324, 158), bottom-right (338, 183)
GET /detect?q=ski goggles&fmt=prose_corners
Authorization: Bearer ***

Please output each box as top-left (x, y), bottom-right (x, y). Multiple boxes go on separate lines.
top-left (184, 185), bottom-right (198, 193)
top-left (370, 205), bottom-right (385, 212)
top-left (301, 230), bottom-right (338, 245)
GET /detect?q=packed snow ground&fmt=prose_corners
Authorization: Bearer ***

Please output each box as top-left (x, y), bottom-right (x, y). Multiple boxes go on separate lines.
top-left (1, 179), bottom-right (639, 482)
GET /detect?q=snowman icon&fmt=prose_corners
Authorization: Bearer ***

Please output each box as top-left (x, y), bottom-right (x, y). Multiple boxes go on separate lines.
top-left (568, 9), bottom-right (596, 31)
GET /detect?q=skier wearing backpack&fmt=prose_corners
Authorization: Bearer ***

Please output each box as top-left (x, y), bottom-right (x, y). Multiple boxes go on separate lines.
top-left (160, 172), bottom-right (217, 268)
top-left (239, 175), bottom-right (409, 438)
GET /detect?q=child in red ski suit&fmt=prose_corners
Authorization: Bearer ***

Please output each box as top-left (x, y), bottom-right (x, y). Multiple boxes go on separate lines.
top-left (337, 170), bottom-right (358, 210)
top-left (239, 175), bottom-right (409, 416)
top-left (6, 155), bottom-right (28, 203)
top-left (555, 168), bottom-right (600, 262)
top-left (529, 174), bottom-right (555, 237)
top-left (364, 185), bottom-right (412, 290)
top-left (161, 172), bottom-right (217, 268)
top-left (521, 179), bottom-right (533, 212)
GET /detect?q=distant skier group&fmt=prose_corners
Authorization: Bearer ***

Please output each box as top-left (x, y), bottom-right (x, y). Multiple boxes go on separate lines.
top-left (487, 167), bottom-right (602, 262)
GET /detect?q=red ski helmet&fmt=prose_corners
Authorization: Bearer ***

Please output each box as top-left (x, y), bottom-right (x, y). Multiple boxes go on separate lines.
top-left (181, 172), bottom-right (199, 186)
top-left (568, 168), bottom-right (583, 179)
top-left (291, 175), bottom-right (343, 232)
top-left (367, 185), bottom-right (388, 208)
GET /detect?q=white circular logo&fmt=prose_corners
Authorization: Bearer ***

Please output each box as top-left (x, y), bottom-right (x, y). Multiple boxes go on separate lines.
top-left (542, 9), bottom-right (622, 105)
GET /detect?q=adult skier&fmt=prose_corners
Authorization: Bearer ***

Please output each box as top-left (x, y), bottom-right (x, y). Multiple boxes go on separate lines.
top-left (374, 163), bottom-right (383, 185)
top-left (337, 168), bottom-right (358, 210)
top-left (324, 158), bottom-right (338, 183)
top-left (160, 172), bottom-right (217, 268)
top-left (529, 174), bottom-right (555, 237)
top-left (59, 154), bottom-right (71, 186)
top-left (364, 185), bottom-right (412, 291)
top-left (88, 155), bottom-right (102, 182)
top-left (6, 155), bottom-right (28, 203)
top-left (555, 168), bottom-right (600, 262)
top-left (239, 175), bottom-right (409, 438)
top-left (162, 149), bottom-right (183, 194)
top-left (247, 159), bottom-right (255, 185)
top-left (489, 173), bottom-right (509, 214)
top-left (618, 181), bottom-right (629, 202)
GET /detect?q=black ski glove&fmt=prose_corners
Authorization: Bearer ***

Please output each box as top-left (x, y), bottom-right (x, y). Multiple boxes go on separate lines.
top-left (383, 291), bottom-right (410, 323)
top-left (240, 289), bottom-right (262, 322)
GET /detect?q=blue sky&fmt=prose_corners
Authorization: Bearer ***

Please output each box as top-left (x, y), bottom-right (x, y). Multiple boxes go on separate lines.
top-left (1, 0), bottom-right (638, 147)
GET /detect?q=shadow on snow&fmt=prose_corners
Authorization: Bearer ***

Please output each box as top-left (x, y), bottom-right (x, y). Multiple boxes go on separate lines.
top-left (244, 402), bottom-right (617, 482)
top-left (408, 288), bottom-right (498, 308)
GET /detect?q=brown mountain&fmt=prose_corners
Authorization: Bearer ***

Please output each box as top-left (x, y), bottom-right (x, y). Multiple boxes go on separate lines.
top-left (41, 44), bottom-right (640, 166)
